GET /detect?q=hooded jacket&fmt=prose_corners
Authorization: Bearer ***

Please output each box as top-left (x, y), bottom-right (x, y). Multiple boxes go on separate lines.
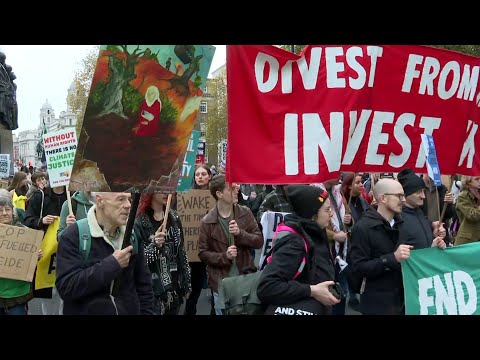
top-left (57, 191), bottom-right (94, 236)
top-left (349, 207), bottom-right (405, 315)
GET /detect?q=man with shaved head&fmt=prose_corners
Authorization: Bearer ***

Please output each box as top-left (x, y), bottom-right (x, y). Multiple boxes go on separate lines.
top-left (348, 179), bottom-right (412, 315)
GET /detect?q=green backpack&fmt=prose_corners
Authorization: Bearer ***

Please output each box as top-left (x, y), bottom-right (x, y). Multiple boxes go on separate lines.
top-left (76, 218), bottom-right (139, 265)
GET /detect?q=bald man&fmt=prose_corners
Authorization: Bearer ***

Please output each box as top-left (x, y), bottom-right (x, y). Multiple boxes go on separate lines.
top-left (348, 179), bottom-right (412, 315)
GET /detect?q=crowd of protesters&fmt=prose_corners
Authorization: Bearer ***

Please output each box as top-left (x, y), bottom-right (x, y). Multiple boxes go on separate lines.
top-left (0, 161), bottom-right (475, 315)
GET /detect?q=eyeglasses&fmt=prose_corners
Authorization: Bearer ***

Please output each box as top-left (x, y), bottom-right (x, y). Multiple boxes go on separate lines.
top-left (383, 193), bottom-right (406, 200)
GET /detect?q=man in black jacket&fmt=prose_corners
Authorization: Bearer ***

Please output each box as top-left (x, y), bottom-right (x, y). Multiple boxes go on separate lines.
top-left (349, 179), bottom-right (412, 315)
top-left (397, 168), bottom-right (447, 250)
top-left (56, 192), bottom-right (154, 315)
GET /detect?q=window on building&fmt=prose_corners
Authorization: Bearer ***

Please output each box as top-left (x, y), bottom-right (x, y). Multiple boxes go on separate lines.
top-left (200, 122), bottom-right (206, 138)
top-left (200, 101), bottom-right (207, 113)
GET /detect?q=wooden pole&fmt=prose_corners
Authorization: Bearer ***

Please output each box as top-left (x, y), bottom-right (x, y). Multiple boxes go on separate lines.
top-left (161, 194), bottom-right (172, 233)
top-left (66, 184), bottom-right (73, 215)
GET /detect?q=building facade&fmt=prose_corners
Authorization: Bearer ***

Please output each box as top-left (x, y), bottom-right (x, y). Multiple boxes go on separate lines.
top-left (13, 83), bottom-right (78, 169)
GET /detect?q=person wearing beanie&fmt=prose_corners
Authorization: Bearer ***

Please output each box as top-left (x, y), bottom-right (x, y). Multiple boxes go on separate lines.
top-left (397, 168), bottom-right (447, 250)
top-left (0, 193), bottom-right (42, 315)
top-left (257, 185), bottom-right (340, 315)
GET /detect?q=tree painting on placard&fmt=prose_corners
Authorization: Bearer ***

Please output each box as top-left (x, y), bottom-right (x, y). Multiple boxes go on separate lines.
top-left (69, 45), bottom-right (215, 192)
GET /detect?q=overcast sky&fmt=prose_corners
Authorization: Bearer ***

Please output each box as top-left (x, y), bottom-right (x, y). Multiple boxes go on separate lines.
top-left (0, 45), bottom-right (227, 135)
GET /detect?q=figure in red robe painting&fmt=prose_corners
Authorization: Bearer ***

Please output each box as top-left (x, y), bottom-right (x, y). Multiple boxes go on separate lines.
top-left (132, 85), bottom-right (162, 137)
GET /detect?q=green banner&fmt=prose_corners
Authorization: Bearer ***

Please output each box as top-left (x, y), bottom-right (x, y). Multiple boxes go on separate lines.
top-left (402, 243), bottom-right (480, 315)
top-left (177, 130), bottom-right (200, 192)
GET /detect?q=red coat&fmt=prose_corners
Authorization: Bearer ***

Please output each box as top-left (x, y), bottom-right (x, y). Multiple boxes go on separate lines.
top-left (132, 100), bottom-right (161, 137)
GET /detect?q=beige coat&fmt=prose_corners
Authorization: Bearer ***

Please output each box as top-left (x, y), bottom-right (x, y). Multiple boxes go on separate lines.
top-left (454, 190), bottom-right (480, 246)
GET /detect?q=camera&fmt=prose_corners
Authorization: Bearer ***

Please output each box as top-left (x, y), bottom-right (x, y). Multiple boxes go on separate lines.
top-left (328, 282), bottom-right (346, 301)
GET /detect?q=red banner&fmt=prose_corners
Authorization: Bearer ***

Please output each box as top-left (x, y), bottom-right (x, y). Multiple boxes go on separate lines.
top-left (226, 45), bottom-right (480, 184)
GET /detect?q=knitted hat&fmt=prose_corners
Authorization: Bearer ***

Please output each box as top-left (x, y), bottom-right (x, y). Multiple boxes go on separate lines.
top-left (286, 185), bottom-right (329, 219)
top-left (397, 168), bottom-right (425, 197)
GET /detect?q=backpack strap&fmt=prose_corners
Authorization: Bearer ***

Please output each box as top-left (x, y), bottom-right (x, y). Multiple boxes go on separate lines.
top-left (77, 218), bottom-right (91, 265)
top-left (266, 223), bottom-right (309, 280)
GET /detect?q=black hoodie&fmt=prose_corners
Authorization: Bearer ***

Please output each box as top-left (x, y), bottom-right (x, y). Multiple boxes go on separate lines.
top-left (349, 207), bottom-right (405, 315)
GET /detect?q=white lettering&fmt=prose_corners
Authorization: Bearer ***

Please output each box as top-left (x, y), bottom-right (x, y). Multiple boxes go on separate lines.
top-left (343, 110), bottom-right (372, 165)
top-left (297, 47), bottom-right (322, 91)
top-left (453, 270), bottom-right (477, 315)
top-left (438, 61), bottom-right (461, 100)
top-left (457, 65), bottom-right (480, 101)
top-left (415, 117), bottom-right (442, 167)
top-left (433, 273), bottom-right (457, 315)
top-left (284, 114), bottom-right (299, 175)
top-left (281, 60), bottom-right (293, 94)
top-left (418, 277), bottom-right (434, 315)
top-left (388, 113), bottom-right (415, 167)
top-left (402, 54), bottom-right (424, 93)
top-left (326, 47), bottom-right (345, 88)
top-left (419, 57), bottom-right (441, 95)
top-left (458, 120), bottom-right (478, 168)
top-left (366, 111), bottom-right (394, 165)
top-left (346, 47), bottom-right (366, 90)
top-left (303, 113), bottom-right (343, 174)
top-left (367, 46), bottom-right (383, 87)
top-left (255, 52), bottom-right (279, 93)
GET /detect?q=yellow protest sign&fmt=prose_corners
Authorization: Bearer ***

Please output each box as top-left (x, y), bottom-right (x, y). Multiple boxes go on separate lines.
top-left (35, 217), bottom-right (59, 290)
top-left (12, 192), bottom-right (27, 210)
top-left (0, 223), bottom-right (44, 282)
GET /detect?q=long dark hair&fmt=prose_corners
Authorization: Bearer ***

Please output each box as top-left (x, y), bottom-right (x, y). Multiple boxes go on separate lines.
top-left (7, 171), bottom-right (29, 196)
top-left (192, 164), bottom-right (212, 189)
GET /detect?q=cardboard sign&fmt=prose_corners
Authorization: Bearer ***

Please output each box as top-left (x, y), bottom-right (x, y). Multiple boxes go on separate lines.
top-left (0, 180), bottom-right (9, 189)
top-left (0, 224), bottom-right (44, 282)
top-left (177, 189), bottom-right (215, 262)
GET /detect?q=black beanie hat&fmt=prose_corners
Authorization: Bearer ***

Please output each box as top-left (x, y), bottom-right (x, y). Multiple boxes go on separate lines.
top-left (397, 168), bottom-right (426, 197)
top-left (286, 185), bottom-right (329, 219)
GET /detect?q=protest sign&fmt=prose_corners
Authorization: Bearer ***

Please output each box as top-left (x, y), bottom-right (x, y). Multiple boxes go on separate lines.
top-left (177, 130), bottom-right (200, 192)
top-left (0, 154), bottom-right (10, 178)
top-left (177, 189), bottom-right (215, 262)
top-left (402, 243), bottom-right (480, 315)
top-left (0, 223), bottom-right (44, 282)
top-left (43, 129), bottom-right (77, 187)
top-left (258, 211), bottom-right (291, 267)
top-left (35, 217), bottom-right (59, 290)
top-left (70, 45), bottom-right (215, 192)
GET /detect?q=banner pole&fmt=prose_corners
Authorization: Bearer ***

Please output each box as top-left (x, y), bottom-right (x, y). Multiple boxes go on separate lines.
top-left (436, 187), bottom-right (442, 224)
top-left (66, 184), bottom-right (73, 216)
